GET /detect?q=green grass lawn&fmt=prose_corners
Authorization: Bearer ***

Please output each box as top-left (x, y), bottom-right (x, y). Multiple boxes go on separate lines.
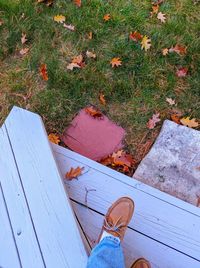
top-left (0, 0), bottom-right (200, 162)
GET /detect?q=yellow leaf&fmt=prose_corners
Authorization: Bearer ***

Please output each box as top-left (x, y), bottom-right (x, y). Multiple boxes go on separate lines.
top-left (54, 15), bottom-right (66, 23)
top-left (141, 35), bottom-right (151, 51)
top-left (110, 57), bottom-right (122, 68)
top-left (180, 117), bottom-right (199, 128)
top-left (157, 12), bottom-right (166, 23)
top-left (48, 133), bottom-right (60, 144)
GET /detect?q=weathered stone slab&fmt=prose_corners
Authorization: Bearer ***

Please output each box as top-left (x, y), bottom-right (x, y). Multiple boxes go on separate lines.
top-left (133, 120), bottom-right (200, 206)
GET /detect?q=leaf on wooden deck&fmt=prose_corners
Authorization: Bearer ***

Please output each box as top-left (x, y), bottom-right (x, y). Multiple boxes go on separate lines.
top-left (65, 167), bottom-right (84, 180)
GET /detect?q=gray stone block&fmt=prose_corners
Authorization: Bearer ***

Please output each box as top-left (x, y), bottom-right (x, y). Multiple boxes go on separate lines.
top-left (133, 120), bottom-right (200, 206)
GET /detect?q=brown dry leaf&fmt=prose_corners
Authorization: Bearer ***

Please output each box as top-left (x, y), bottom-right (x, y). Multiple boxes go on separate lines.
top-left (21, 33), bottom-right (28, 44)
top-left (162, 48), bottom-right (169, 56)
top-left (19, 47), bottom-right (29, 56)
top-left (112, 150), bottom-right (136, 169)
top-left (147, 113), bottom-right (160, 129)
top-left (100, 156), bottom-right (113, 166)
top-left (171, 114), bottom-right (181, 124)
top-left (54, 15), bottom-right (66, 23)
top-left (176, 67), bottom-right (188, 77)
top-left (72, 54), bottom-right (83, 65)
top-left (0, 19), bottom-right (4, 26)
top-left (166, 97), bottom-right (176, 106)
top-left (85, 106), bottom-right (103, 118)
top-left (99, 93), bottom-right (106, 105)
top-left (39, 64), bottom-right (48, 81)
top-left (157, 12), bottom-right (166, 23)
top-left (151, 4), bottom-right (159, 15)
top-left (103, 14), bottom-right (111, 21)
top-left (65, 167), bottom-right (84, 180)
top-left (86, 50), bottom-right (96, 59)
top-left (48, 133), bottom-right (60, 144)
top-left (169, 44), bottom-right (187, 55)
top-left (63, 23), bottom-right (75, 31)
top-left (88, 31), bottom-right (93, 39)
top-left (141, 35), bottom-right (151, 51)
top-left (67, 63), bottom-right (81, 70)
top-left (74, 0), bottom-right (81, 7)
top-left (110, 57), bottom-right (122, 68)
top-left (129, 31), bottom-right (143, 42)
top-left (180, 117), bottom-right (199, 128)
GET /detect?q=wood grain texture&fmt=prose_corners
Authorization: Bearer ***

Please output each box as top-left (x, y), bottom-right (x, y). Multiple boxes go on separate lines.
top-left (72, 201), bottom-right (200, 268)
top-left (0, 183), bottom-right (21, 268)
top-left (3, 107), bottom-right (88, 268)
top-left (52, 144), bottom-right (200, 263)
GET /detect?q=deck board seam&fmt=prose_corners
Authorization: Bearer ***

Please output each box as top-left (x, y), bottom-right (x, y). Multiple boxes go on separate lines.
top-left (0, 182), bottom-right (22, 268)
top-left (58, 151), bottom-right (200, 218)
top-left (71, 198), bottom-right (200, 263)
top-left (5, 124), bottom-right (46, 268)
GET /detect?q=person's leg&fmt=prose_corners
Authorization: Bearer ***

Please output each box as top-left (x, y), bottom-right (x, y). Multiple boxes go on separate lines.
top-left (86, 197), bottom-right (134, 268)
top-left (87, 234), bottom-right (125, 268)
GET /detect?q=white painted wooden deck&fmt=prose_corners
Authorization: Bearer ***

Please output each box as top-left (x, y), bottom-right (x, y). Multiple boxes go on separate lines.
top-left (53, 144), bottom-right (200, 268)
top-left (0, 106), bottom-right (200, 268)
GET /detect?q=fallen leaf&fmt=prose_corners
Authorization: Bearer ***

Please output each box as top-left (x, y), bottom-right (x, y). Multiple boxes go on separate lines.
top-left (86, 50), bottom-right (96, 59)
top-left (141, 35), bottom-right (151, 51)
top-left (99, 93), bottom-right (106, 105)
top-left (54, 15), bottom-right (66, 23)
top-left (171, 114), bottom-right (181, 124)
top-left (67, 63), bottom-right (81, 70)
top-left (110, 57), bottom-right (122, 68)
top-left (65, 166), bottom-right (84, 180)
top-left (147, 113), bottom-right (160, 129)
top-left (112, 151), bottom-right (135, 168)
top-left (169, 44), bottom-right (187, 55)
top-left (180, 117), bottom-right (199, 128)
top-left (39, 64), bottom-right (48, 81)
top-left (48, 133), bottom-right (60, 144)
top-left (176, 67), bottom-right (188, 77)
top-left (103, 14), bottom-right (111, 21)
top-left (151, 4), bottom-right (159, 15)
top-left (19, 47), bottom-right (29, 55)
top-left (21, 33), bottom-right (28, 44)
top-left (74, 0), bottom-right (81, 7)
top-left (162, 48), bottom-right (169, 56)
top-left (100, 156), bottom-right (113, 166)
top-left (129, 31), bottom-right (143, 42)
top-left (88, 31), bottom-right (93, 39)
top-left (85, 106), bottom-right (103, 118)
top-left (63, 23), bottom-right (75, 31)
top-left (166, 97), bottom-right (176, 105)
top-left (157, 12), bottom-right (166, 23)
top-left (72, 54), bottom-right (83, 65)
top-left (0, 19), bottom-right (4, 26)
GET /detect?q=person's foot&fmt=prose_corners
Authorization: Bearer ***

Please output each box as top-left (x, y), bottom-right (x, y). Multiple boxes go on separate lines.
top-left (130, 258), bottom-right (151, 268)
top-left (98, 197), bottom-right (134, 242)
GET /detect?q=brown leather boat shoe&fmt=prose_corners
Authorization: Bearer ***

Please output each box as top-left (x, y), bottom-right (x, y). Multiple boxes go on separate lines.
top-left (98, 197), bottom-right (134, 242)
top-left (130, 258), bottom-right (151, 268)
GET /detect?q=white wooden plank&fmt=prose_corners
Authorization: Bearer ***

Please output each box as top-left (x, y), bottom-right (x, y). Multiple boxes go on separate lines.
top-left (0, 183), bottom-right (21, 268)
top-left (52, 144), bottom-right (200, 261)
top-left (72, 201), bottom-right (200, 268)
top-left (4, 107), bottom-right (88, 268)
top-left (0, 126), bottom-right (45, 268)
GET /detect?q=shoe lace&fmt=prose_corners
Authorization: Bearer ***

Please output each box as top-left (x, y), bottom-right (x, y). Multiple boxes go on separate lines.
top-left (103, 216), bottom-right (125, 237)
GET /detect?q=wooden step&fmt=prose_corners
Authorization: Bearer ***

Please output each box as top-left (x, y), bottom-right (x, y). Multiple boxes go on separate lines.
top-left (0, 107), bottom-right (88, 268)
top-left (53, 143), bottom-right (200, 268)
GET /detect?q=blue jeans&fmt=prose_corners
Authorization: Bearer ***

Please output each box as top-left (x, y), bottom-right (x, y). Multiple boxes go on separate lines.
top-left (86, 236), bottom-right (125, 268)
